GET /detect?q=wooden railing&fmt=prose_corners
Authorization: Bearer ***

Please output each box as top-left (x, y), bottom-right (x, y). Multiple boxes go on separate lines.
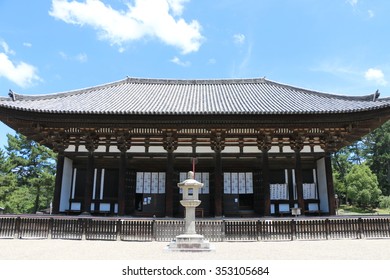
top-left (1, 215), bottom-right (389, 242)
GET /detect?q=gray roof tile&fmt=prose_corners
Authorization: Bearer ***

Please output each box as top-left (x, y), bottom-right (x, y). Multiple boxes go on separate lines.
top-left (1, 77), bottom-right (389, 115)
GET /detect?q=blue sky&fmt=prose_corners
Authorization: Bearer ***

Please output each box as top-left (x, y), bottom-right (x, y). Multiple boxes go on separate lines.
top-left (1, 0), bottom-right (390, 148)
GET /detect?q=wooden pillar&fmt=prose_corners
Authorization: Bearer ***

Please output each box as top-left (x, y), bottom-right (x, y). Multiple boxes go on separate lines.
top-left (321, 132), bottom-right (341, 216)
top-left (253, 168), bottom-right (262, 215)
top-left (294, 149), bottom-right (305, 211)
top-left (52, 152), bottom-right (65, 214)
top-left (291, 133), bottom-right (306, 211)
top-left (214, 150), bottom-right (223, 217)
top-left (82, 132), bottom-right (99, 215)
top-left (211, 129), bottom-right (225, 217)
top-left (257, 132), bottom-right (272, 216)
top-left (82, 151), bottom-right (95, 214)
top-left (163, 130), bottom-right (177, 217)
top-left (325, 152), bottom-right (336, 215)
top-left (262, 148), bottom-right (271, 216)
top-left (118, 151), bottom-right (127, 216)
top-left (46, 132), bottom-right (69, 214)
top-left (165, 150), bottom-right (174, 217)
top-left (117, 133), bottom-right (131, 216)
top-left (288, 169), bottom-right (295, 209)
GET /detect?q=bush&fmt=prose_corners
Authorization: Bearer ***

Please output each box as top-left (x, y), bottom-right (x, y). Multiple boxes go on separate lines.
top-left (346, 164), bottom-right (381, 208)
top-left (379, 196), bottom-right (390, 209)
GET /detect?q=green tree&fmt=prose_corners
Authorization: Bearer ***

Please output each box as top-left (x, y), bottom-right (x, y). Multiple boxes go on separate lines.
top-left (345, 164), bottom-right (381, 208)
top-left (0, 149), bottom-right (18, 212)
top-left (364, 121), bottom-right (390, 195)
top-left (333, 171), bottom-right (346, 203)
top-left (332, 147), bottom-right (353, 204)
top-left (3, 133), bottom-right (57, 214)
top-left (379, 195), bottom-right (390, 209)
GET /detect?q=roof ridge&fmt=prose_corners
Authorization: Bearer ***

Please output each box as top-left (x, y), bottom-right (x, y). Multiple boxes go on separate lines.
top-left (7, 78), bottom-right (128, 101)
top-left (125, 76), bottom-right (267, 85)
top-left (263, 79), bottom-right (383, 102)
top-left (3, 76), bottom-right (387, 103)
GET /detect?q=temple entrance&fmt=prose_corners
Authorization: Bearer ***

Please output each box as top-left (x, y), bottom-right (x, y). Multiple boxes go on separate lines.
top-left (134, 172), bottom-right (166, 217)
top-left (239, 194), bottom-right (254, 211)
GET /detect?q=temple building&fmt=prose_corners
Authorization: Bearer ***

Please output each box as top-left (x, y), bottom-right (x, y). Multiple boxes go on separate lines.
top-left (1, 77), bottom-right (389, 217)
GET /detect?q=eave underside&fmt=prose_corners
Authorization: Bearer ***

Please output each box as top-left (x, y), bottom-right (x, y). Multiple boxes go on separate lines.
top-left (1, 108), bottom-right (389, 153)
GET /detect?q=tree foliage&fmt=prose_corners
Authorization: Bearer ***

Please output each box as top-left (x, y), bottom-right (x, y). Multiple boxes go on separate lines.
top-left (332, 120), bottom-right (390, 208)
top-left (345, 164), bottom-right (381, 208)
top-left (364, 121), bottom-right (390, 195)
top-left (0, 133), bottom-right (56, 214)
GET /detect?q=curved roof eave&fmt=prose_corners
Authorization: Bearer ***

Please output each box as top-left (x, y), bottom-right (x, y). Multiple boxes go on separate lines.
top-left (1, 77), bottom-right (390, 115)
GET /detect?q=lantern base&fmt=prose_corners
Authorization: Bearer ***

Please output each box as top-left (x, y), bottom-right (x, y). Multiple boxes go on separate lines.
top-left (166, 234), bottom-right (214, 252)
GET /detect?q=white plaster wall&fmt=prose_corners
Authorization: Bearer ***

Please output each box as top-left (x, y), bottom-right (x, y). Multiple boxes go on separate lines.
top-left (64, 145), bottom-right (76, 152)
top-left (174, 146), bottom-right (192, 153)
top-left (301, 146), bottom-right (311, 153)
top-left (60, 157), bottom-right (73, 212)
top-left (129, 146), bottom-right (145, 153)
top-left (314, 146), bottom-right (324, 153)
top-left (149, 146), bottom-right (166, 153)
top-left (269, 146), bottom-right (280, 153)
top-left (316, 157), bottom-right (329, 213)
top-left (282, 146), bottom-right (293, 153)
top-left (94, 146), bottom-right (106, 153)
top-left (196, 146), bottom-right (213, 153)
top-left (243, 146), bottom-right (260, 153)
top-left (78, 146), bottom-right (88, 152)
top-left (221, 146), bottom-right (240, 153)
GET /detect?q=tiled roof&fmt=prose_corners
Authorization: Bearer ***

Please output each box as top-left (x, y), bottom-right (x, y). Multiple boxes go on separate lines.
top-left (1, 77), bottom-right (390, 115)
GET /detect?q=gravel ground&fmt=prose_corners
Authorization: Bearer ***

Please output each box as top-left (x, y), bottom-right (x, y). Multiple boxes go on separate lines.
top-left (1, 238), bottom-right (390, 260)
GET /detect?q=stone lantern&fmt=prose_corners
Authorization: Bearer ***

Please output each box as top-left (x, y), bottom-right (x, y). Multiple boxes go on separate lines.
top-left (166, 171), bottom-right (213, 252)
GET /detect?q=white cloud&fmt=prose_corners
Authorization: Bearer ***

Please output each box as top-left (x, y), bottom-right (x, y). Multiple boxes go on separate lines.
top-left (23, 42), bottom-right (32, 48)
top-left (76, 53), bottom-right (88, 63)
top-left (346, 0), bottom-right (358, 7)
top-left (233, 33), bottom-right (245, 45)
top-left (49, 0), bottom-right (203, 54)
top-left (167, 0), bottom-right (188, 16)
top-left (170, 56), bottom-right (190, 67)
top-left (365, 68), bottom-right (387, 86)
top-left (59, 51), bottom-right (88, 62)
top-left (0, 40), bottom-right (16, 55)
top-left (231, 42), bottom-right (253, 77)
top-left (368, 10), bottom-right (374, 18)
top-left (0, 52), bottom-right (41, 88)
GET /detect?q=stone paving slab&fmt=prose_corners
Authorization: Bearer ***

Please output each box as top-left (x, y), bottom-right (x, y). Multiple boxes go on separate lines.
top-left (1, 238), bottom-right (390, 260)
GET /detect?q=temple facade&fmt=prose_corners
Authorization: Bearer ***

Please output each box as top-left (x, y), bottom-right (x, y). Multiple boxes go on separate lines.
top-left (1, 77), bottom-right (389, 217)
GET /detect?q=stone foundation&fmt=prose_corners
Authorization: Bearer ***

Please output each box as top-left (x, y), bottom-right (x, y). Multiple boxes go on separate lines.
top-left (166, 234), bottom-right (214, 252)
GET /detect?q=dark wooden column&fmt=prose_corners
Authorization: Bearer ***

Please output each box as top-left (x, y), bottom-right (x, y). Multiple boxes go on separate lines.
top-left (211, 130), bottom-right (225, 217)
top-left (214, 150), bottom-right (223, 216)
top-left (82, 152), bottom-right (95, 214)
top-left (118, 151), bottom-right (127, 216)
top-left (288, 169), bottom-right (295, 209)
top-left (257, 132), bottom-right (272, 216)
top-left (321, 133), bottom-right (341, 215)
top-left (165, 150), bottom-right (174, 217)
top-left (294, 149), bottom-right (305, 210)
top-left (46, 132), bottom-right (69, 214)
top-left (163, 130), bottom-right (178, 217)
top-left (52, 152), bottom-right (65, 214)
top-left (325, 151), bottom-right (336, 215)
top-left (291, 133), bottom-right (306, 211)
top-left (82, 132), bottom-right (99, 215)
top-left (117, 133), bottom-right (131, 216)
top-left (262, 149), bottom-right (271, 216)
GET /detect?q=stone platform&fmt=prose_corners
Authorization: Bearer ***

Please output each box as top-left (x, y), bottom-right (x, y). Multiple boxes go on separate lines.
top-left (166, 234), bottom-right (214, 252)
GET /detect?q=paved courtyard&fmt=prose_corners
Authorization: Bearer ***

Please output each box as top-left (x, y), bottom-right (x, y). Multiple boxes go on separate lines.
top-left (1, 238), bottom-right (390, 260)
